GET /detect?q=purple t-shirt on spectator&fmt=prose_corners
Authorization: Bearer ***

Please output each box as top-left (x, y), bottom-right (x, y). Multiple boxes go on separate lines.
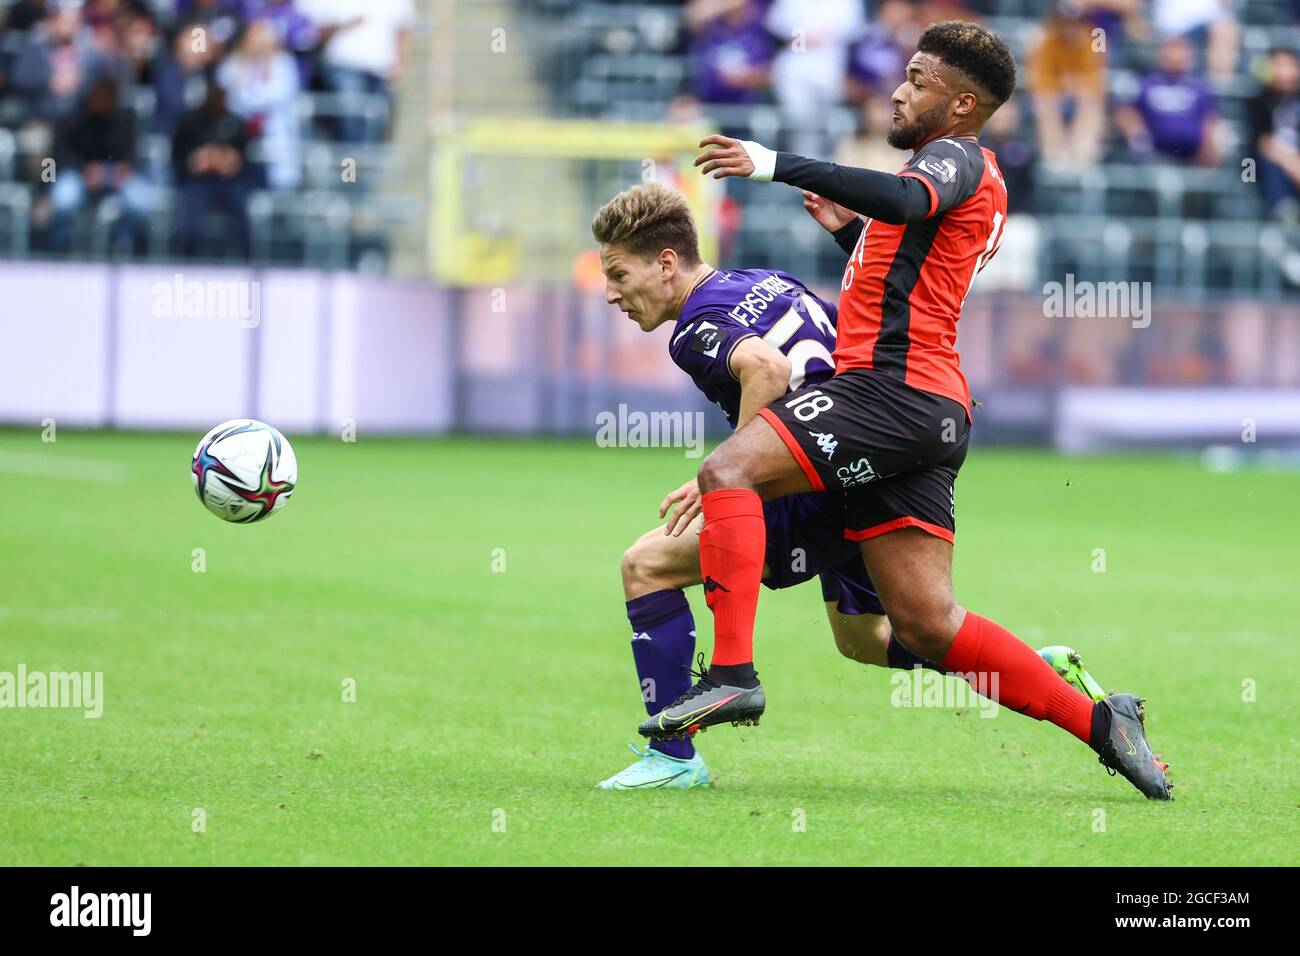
top-left (847, 28), bottom-right (905, 93)
top-left (243, 0), bottom-right (320, 83)
top-left (691, 3), bottom-right (773, 105)
top-left (172, 0), bottom-right (245, 17)
top-left (1134, 71), bottom-right (1216, 159)
top-left (244, 1), bottom-right (319, 53)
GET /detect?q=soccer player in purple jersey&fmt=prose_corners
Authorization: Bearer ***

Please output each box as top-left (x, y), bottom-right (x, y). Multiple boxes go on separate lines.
top-left (590, 183), bottom-right (1107, 790)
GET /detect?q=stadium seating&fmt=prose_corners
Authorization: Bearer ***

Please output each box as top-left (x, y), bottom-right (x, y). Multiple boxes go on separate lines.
top-left (0, 4), bottom-right (420, 269)
top-left (525, 0), bottom-right (1300, 298)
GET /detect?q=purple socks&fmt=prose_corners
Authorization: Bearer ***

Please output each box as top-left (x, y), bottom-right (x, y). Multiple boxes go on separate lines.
top-left (626, 589), bottom-right (697, 760)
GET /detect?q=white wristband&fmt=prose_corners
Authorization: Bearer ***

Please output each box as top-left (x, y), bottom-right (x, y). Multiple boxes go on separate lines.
top-left (739, 140), bottom-right (777, 181)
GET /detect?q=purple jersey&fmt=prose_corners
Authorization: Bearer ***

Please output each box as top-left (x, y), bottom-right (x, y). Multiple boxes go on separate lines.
top-left (1133, 71), bottom-right (1216, 159)
top-left (669, 269), bottom-right (838, 428)
top-left (690, 5), bottom-right (774, 105)
top-left (847, 29), bottom-right (906, 94)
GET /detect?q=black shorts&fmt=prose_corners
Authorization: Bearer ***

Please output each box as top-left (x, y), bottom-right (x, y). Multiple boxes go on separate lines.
top-left (756, 369), bottom-right (970, 542)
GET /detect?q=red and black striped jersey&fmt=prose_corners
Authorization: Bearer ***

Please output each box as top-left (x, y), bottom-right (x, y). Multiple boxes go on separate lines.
top-left (834, 137), bottom-right (1007, 415)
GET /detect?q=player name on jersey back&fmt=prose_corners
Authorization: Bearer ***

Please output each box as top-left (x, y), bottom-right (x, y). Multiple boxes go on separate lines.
top-left (670, 268), bottom-right (840, 428)
top-left (725, 272), bottom-right (798, 326)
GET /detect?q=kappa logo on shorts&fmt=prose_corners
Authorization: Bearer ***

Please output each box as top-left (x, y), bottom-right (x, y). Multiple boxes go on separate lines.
top-left (812, 431), bottom-right (838, 460)
top-left (836, 456), bottom-right (877, 488)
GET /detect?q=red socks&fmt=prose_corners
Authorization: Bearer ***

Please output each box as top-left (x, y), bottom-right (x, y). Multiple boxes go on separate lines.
top-left (696, 488), bottom-right (1096, 746)
top-left (941, 611), bottom-right (1094, 743)
top-left (698, 489), bottom-right (766, 666)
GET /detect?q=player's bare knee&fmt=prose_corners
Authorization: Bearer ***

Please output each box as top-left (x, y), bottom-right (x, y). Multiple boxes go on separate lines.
top-left (891, 624), bottom-right (939, 661)
top-left (621, 535), bottom-right (692, 599)
top-left (621, 539), bottom-right (661, 594)
top-left (698, 447), bottom-right (749, 493)
top-left (620, 543), bottom-right (643, 595)
top-left (696, 451), bottom-right (727, 493)
top-left (873, 614), bottom-right (894, 647)
top-left (889, 601), bottom-right (960, 661)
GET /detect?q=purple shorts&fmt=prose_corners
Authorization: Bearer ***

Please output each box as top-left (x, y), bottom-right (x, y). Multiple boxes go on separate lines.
top-left (762, 491), bottom-right (885, 616)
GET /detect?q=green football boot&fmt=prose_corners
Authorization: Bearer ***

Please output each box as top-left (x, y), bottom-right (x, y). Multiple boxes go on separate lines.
top-left (1038, 645), bottom-right (1107, 702)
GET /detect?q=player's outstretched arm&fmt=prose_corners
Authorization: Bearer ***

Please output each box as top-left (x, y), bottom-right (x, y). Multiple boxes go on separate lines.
top-left (694, 134), bottom-right (931, 225)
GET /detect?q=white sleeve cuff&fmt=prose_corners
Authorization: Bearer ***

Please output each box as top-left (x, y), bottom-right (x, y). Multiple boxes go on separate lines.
top-left (739, 140), bottom-right (777, 181)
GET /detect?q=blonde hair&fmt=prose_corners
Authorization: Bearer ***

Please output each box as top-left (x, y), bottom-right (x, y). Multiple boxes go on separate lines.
top-left (591, 183), bottom-right (701, 265)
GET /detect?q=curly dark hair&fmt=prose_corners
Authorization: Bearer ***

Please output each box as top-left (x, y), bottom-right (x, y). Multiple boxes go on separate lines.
top-left (917, 20), bottom-right (1017, 108)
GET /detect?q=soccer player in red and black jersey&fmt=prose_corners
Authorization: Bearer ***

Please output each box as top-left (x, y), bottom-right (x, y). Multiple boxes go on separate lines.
top-left (639, 21), bottom-right (1173, 799)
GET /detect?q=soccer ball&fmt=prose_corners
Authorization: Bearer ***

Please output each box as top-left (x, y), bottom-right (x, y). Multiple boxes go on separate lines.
top-left (191, 419), bottom-right (297, 523)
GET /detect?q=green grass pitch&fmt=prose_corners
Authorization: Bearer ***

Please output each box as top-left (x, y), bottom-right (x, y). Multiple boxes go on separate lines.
top-left (0, 428), bottom-right (1295, 866)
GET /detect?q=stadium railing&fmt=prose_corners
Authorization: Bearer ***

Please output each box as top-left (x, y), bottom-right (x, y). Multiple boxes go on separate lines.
top-left (0, 181), bottom-right (30, 256)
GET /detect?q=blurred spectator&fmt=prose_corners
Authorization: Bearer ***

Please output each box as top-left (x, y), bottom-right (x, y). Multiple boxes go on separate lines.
top-left (48, 74), bottom-right (152, 251)
top-left (5, 0), bottom-right (51, 33)
top-left (1151, 0), bottom-right (1238, 83)
top-left (981, 95), bottom-right (1035, 215)
top-left (11, 0), bottom-right (120, 123)
top-left (764, 0), bottom-right (865, 157)
top-left (78, 0), bottom-right (132, 91)
top-left (834, 95), bottom-right (910, 172)
top-left (151, 18), bottom-right (219, 136)
top-left (1116, 35), bottom-right (1222, 166)
top-left (171, 0), bottom-right (242, 49)
top-left (1248, 47), bottom-right (1300, 220)
top-left (664, 91), bottom-right (704, 129)
top-left (978, 95), bottom-right (1040, 292)
top-left (80, 0), bottom-right (119, 33)
top-left (171, 78), bottom-right (250, 256)
top-left (845, 0), bottom-right (917, 103)
top-left (1027, 1), bottom-right (1106, 166)
top-left (218, 17), bottom-right (300, 189)
top-left (657, 92), bottom-right (742, 261)
top-left (916, 1), bottom-right (979, 26)
top-left (1076, 0), bottom-right (1147, 55)
top-left (298, 0), bottom-right (415, 143)
top-left (118, 3), bottom-right (159, 86)
top-left (243, 0), bottom-right (319, 86)
top-left (683, 0), bottom-right (771, 106)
